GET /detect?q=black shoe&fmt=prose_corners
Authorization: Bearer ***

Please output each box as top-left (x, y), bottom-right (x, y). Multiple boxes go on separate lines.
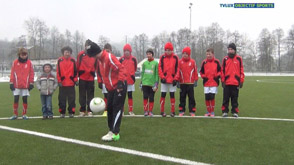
top-left (69, 114), bottom-right (74, 118)
top-left (42, 116), bottom-right (48, 120)
top-left (232, 113), bottom-right (238, 118)
top-left (48, 116), bottom-right (53, 120)
top-left (161, 112), bottom-right (167, 117)
top-left (222, 113), bottom-right (228, 117)
top-left (170, 112), bottom-right (175, 117)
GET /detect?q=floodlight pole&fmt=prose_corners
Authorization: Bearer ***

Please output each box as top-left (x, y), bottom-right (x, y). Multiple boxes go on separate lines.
top-left (189, 3), bottom-right (193, 31)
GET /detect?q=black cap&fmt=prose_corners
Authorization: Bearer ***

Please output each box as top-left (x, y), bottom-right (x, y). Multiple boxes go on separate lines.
top-left (228, 43), bottom-right (236, 51)
top-left (86, 41), bottom-right (102, 57)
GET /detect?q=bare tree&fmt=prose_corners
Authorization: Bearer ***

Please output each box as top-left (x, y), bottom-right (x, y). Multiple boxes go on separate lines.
top-left (151, 36), bottom-right (160, 58)
top-left (97, 35), bottom-right (110, 49)
top-left (37, 20), bottom-right (49, 59)
top-left (257, 28), bottom-right (276, 72)
top-left (65, 29), bottom-right (72, 46)
top-left (273, 28), bottom-right (284, 72)
top-left (286, 25), bottom-right (294, 70)
top-left (205, 23), bottom-right (226, 60)
top-left (176, 28), bottom-right (191, 55)
top-left (24, 17), bottom-right (48, 60)
top-left (50, 26), bottom-right (60, 58)
top-left (138, 33), bottom-right (149, 61)
top-left (24, 17), bottom-right (39, 59)
top-left (73, 30), bottom-right (82, 56)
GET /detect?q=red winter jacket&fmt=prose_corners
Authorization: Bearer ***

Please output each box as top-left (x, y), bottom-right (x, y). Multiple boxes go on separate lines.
top-left (119, 55), bottom-right (137, 85)
top-left (76, 50), bottom-right (97, 81)
top-left (98, 50), bottom-right (127, 91)
top-left (200, 57), bottom-right (221, 87)
top-left (56, 56), bottom-right (78, 87)
top-left (158, 53), bottom-right (179, 83)
top-left (10, 59), bottom-right (34, 89)
top-left (177, 58), bottom-right (198, 84)
top-left (221, 54), bottom-right (245, 86)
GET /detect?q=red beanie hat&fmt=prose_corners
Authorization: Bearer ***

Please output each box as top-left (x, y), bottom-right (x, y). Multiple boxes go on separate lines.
top-left (123, 44), bottom-right (132, 53)
top-left (164, 42), bottom-right (174, 51)
top-left (182, 47), bottom-right (191, 56)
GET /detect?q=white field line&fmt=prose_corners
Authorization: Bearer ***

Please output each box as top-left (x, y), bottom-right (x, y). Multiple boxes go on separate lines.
top-left (0, 125), bottom-right (208, 165)
top-left (0, 115), bottom-right (294, 122)
top-left (256, 79), bottom-right (294, 84)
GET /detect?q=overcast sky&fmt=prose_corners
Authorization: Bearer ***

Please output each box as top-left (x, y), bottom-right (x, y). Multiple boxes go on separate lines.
top-left (0, 0), bottom-right (293, 43)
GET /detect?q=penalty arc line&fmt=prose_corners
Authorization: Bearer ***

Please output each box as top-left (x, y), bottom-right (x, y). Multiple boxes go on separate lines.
top-left (0, 125), bottom-right (208, 165)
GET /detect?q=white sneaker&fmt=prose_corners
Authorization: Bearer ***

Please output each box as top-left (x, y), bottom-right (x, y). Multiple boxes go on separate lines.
top-left (101, 131), bottom-right (114, 141)
top-left (87, 112), bottom-right (93, 117)
top-left (222, 112), bottom-right (228, 117)
top-left (232, 113), bottom-right (239, 118)
top-left (79, 112), bottom-right (86, 117)
top-left (129, 111), bottom-right (135, 116)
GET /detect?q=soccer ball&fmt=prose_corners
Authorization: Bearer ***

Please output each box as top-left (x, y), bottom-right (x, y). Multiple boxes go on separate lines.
top-left (90, 97), bottom-right (105, 113)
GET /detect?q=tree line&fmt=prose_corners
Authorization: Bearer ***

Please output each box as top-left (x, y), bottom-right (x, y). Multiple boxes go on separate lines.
top-left (0, 17), bottom-right (294, 72)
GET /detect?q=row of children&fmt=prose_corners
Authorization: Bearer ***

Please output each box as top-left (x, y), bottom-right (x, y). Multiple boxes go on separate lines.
top-left (140, 42), bottom-right (245, 118)
top-left (8, 41), bottom-right (244, 121)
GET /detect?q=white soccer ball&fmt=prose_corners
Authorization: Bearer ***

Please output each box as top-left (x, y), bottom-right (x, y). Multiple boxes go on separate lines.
top-left (90, 97), bottom-right (105, 113)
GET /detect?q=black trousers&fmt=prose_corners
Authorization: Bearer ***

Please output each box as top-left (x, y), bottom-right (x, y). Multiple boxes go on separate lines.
top-left (58, 86), bottom-right (76, 114)
top-left (179, 84), bottom-right (196, 112)
top-left (222, 85), bottom-right (239, 113)
top-left (107, 82), bottom-right (127, 134)
top-left (79, 79), bottom-right (94, 112)
top-left (142, 86), bottom-right (155, 102)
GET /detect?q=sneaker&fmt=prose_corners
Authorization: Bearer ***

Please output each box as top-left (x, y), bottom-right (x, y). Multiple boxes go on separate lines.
top-left (161, 112), bottom-right (167, 117)
top-left (232, 113), bottom-right (238, 118)
top-left (179, 112), bottom-right (184, 117)
top-left (129, 111), bottom-right (135, 116)
top-left (79, 112), bottom-right (86, 117)
top-left (222, 112), bottom-right (228, 117)
top-left (112, 134), bottom-right (120, 141)
top-left (210, 112), bottom-right (215, 117)
top-left (69, 114), bottom-right (74, 118)
top-left (87, 112), bottom-right (93, 117)
top-left (10, 115), bottom-right (18, 120)
top-left (144, 111), bottom-right (149, 117)
top-left (48, 116), bottom-right (53, 120)
top-left (190, 112), bottom-right (195, 117)
top-left (60, 114), bottom-right (65, 118)
top-left (42, 116), bottom-right (47, 120)
top-left (102, 111), bottom-right (107, 117)
top-left (22, 115), bottom-right (29, 120)
top-left (170, 112), bottom-right (175, 117)
top-left (204, 112), bottom-right (210, 117)
top-left (149, 112), bottom-right (154, 117)
top-left (101, 131), bottom-right (113, 141)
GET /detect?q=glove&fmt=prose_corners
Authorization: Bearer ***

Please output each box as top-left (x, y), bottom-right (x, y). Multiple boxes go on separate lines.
top-left (222, 82), bottom-right (226, 88)
top-left (28, 84), bottom-right (34, 91)
top-left (161, 79), bottom-right (166, 84)
top-left (10, 84), bottom-right (15, 91)
top-left (172, 80), bottom-right (177, 86)
top-left (139, 82), bottom-right (142, 91)
top-left (193, 81), bottom-right (198, 87)
top-left (152, 82), bottom-right (158, 91)
top-left (239, 82), bottom-right (243, 88)
top-left (58, 83), bottom-right (62, 87)
top-left (116, 81), bottom-right (124, 91)
top-left (176, 82), bottom-right (180, 88)
top-left (75, 81), bottom-right (79, 86)
top-left (98, 83), bottom-right (102, 89)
